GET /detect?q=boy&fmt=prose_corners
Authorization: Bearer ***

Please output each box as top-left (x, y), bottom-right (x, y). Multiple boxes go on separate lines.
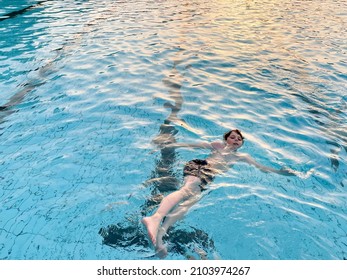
top-left (142, 129), bottom-right (294, 258)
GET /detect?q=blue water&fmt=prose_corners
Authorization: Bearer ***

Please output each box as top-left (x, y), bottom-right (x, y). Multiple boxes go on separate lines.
top-left (0, 0), bottom-right (346, 260)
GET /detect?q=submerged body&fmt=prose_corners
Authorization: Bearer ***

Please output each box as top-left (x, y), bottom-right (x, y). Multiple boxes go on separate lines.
top-left (142, 130), bottom-right (294, 258)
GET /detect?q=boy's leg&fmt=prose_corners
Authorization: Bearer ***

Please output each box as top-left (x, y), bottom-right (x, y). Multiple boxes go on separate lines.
top-left (142, 176), bottom-right (201, 245)
top-left (162, 191), bottom-right (201, 233)
top-left (155, 192), bottom-right (201, 258)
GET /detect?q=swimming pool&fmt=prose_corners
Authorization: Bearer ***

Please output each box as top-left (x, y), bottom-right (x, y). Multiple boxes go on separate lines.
top-left (0, 0), bottom-right (346, 260)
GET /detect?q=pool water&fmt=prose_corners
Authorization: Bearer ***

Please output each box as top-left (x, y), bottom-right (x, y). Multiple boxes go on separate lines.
top-left (0, 0), bottom-right (346, 260)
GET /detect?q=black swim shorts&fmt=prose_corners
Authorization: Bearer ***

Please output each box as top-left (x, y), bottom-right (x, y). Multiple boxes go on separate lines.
top-left (183, 159), bottom-right (215, 189)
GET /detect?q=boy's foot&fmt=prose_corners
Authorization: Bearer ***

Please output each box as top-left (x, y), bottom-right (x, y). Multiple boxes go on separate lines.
top-left (142, 216), bottom-right (160, 245)
top-left (155, 227), bottom-right (168, 259)
top-left (156, 244), bottom-right (168, 259)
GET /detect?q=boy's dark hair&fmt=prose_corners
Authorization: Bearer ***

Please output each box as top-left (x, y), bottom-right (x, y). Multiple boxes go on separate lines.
top-left (223, 129), bottom-right (244, 141)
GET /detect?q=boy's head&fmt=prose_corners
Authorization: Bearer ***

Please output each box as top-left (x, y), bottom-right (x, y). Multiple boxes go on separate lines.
top-left (223, 129), bottom-right (244, 149)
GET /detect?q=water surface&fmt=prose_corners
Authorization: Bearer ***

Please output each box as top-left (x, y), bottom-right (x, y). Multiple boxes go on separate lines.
top-left (0, 0), bottom-right (346, 259)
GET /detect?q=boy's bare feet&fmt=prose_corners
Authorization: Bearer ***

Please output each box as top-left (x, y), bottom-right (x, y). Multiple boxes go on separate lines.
top-left (156, 244), bottom-right (168, 259)
top-left (142, 215), bottom-right (161, 245)
top-left (155, 227), bottom-right (168, 259)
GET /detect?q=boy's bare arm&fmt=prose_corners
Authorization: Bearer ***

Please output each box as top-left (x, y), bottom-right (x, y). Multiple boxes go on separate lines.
top-left (238, 154), bottom-right (296, 176)
top-left (164, 141), bottom-right (213, 150)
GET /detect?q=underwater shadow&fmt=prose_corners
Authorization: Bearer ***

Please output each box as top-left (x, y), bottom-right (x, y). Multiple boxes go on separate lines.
top-left (99, 60), bottom-right (217, 259)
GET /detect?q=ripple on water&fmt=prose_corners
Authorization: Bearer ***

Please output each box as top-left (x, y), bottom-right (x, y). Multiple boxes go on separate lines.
top-left (0, 0), bottom-right (346, 260)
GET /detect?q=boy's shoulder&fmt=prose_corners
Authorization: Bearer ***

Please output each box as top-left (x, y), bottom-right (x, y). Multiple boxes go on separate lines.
top-left (210, 141), bottom-right (225, 149)
top-left (234, 153), bottom-right (252, 162)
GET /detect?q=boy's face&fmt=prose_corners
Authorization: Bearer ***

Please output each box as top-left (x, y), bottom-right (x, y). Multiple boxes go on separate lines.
top-left (226, 131), bottom-right (243, 149)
